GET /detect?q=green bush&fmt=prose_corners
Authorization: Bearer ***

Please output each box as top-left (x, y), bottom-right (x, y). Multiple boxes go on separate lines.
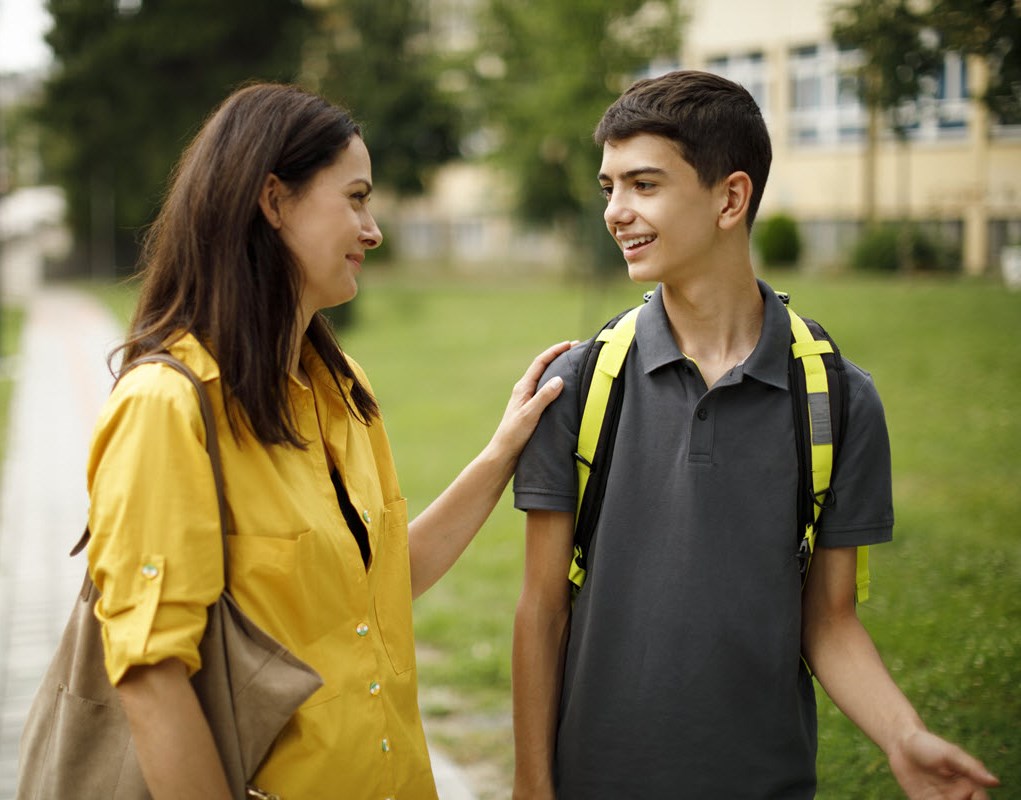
top-left (850, 224), bottom-right (958, 272)
top-left (754, 212), bottom-right (802, 267)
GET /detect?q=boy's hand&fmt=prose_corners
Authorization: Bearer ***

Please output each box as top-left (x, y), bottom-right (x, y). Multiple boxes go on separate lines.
top-left (889, 729), bottom-right (1000, 799)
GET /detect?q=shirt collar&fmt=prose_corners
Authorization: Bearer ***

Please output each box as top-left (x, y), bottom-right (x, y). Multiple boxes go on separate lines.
top-left (300, 335), bottom-right (351, 398)
top-left (633, 279), bottom-right (790, 390)
top-left (165, 332), bottom-right (222, 382)
top-left (741, 280), bottom-right (791, 390)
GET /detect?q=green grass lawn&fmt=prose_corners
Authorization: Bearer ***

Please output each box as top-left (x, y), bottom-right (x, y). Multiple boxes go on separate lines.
top-left (340, 270), bottom-right (1020, 796)
top-left (86, 270), bottom-right (1020, 795)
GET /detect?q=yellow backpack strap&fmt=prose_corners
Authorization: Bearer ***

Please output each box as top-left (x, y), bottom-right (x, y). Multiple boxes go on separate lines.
top-left (570, 305), bottom-right (642, 593)
top-left (787, 306), bottom-right (870, 603)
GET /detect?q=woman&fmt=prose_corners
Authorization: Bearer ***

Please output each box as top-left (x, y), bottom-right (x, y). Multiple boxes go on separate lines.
top-left (86, 82), bottom-right (567, 798)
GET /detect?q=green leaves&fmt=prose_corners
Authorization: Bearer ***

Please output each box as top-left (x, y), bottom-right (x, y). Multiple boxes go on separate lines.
top-left (473, 0), bottom-right (682, 243)
top-left (38, 0), bottom-right (314, 272)
top-left (314, 0), bottom-right (461, 195)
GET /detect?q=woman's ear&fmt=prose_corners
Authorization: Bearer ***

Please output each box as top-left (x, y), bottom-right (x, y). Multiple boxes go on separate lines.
top-left (258, 173), bottom-right (286, 230)
top-left (717, 171), bottom-right (752, 231)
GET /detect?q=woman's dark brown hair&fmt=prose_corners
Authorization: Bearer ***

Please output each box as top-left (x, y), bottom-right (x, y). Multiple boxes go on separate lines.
top-left (118, 82), bottom-right (379, 445)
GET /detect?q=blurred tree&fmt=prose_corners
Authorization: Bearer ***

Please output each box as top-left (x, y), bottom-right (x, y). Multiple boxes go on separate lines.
top-left (313, 0), bottom-right (461, 195)
top-left (38, 0), bottom-right (314, 276)
top-left (831, 0), bottom-right (941, 228)
top-left (473, 0), bottom-right (682, 271)
top-left (931, 0), bottom-right (1021, 124)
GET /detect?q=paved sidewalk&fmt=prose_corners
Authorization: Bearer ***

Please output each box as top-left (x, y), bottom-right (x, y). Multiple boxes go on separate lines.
top-left (0, 287), bottom-right (477, 799)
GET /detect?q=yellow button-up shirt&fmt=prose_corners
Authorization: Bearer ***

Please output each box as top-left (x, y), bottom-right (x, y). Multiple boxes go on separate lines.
top-left (87, 333), bottom-right (437, 799)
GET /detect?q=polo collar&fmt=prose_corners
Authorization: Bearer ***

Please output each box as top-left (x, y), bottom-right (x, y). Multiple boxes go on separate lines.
top-left (634, 284), bottom-right (683, 374)
top-left (634, 280), bottom-right (790, 390)
top-left (741, 280), bottom-right (792, 390)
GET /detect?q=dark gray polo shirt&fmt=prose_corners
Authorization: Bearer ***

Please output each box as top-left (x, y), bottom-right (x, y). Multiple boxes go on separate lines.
top-left (514, 281), bottom-right (894, 799)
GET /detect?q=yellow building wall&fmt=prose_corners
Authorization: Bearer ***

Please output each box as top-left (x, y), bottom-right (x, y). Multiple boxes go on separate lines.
top-left (680, 0), bottom-right (1021, 274)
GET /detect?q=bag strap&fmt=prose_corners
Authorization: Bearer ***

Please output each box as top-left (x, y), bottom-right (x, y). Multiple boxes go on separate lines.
top-left (571, 304), bottom-right (642, 595)
top-left (786, 307), bottom-right (869, 602)
top-left (70, 353), bottom-right (231, 589)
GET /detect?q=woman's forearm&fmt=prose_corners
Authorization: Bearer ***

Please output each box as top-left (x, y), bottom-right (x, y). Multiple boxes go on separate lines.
top-left (407, 344), bottom-right (568, 598)
top-left (408, 441), bottom-right (513, 598)
top-left (116, 658), bottom-right (232, 799)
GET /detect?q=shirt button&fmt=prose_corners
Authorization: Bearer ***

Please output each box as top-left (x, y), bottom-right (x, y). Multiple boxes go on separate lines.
top-left (356, 623), bottom-right (370, 637)
top-left (381, 738), bottom-right (391, 753)
top-left (697, 408), bottom-right (709, 421)
top-left (140, 563), bottom-right (159, 579)
top-left (369, 680), bottom-right (381, 696)
top-left (362, 510), bottom-right (372, 524)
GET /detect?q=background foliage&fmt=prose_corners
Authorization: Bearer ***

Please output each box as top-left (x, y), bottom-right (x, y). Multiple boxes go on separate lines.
top-left (313, 0), bottom-right (461, 194)
top-left (932, 0), bottom-right (1021, 124)
top-left (471, 0), bottom-right (681, 269)
top-left (38, 0), bottom-right (315, 274)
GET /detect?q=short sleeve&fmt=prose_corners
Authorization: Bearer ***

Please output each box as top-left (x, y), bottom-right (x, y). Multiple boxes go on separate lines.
top-left (513, 343), bottom-right (589, 514)
top-left (86, 365), bottom-right (223, 685)
top-left (817, 361), bottom-right (895, 548)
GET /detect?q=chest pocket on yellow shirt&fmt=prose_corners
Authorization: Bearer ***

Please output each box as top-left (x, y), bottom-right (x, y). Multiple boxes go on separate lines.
top-left (373, 498), bottom-right (415, 675)
top-left (226, 528), bottom-right (344, 648)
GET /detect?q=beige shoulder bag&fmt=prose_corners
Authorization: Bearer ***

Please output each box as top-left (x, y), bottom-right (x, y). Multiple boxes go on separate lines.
top-left (16, 353), bottom-right (322, 800)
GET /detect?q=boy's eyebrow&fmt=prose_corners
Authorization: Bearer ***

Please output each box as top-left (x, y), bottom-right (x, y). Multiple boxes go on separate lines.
top-left (597, 166), bottom-right (668, 183)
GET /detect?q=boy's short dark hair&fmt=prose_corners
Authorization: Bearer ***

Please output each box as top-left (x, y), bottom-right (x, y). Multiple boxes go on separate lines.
top-left (595, 70), bottom-right (772, 228)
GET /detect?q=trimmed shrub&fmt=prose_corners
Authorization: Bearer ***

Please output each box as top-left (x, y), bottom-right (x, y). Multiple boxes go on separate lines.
top-left (850, 224), bottom-right (958, 272)
top-left (754, 213), bottom-right (802, 267)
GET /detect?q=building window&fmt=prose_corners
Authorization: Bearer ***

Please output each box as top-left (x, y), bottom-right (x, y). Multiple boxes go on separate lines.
top-left (705, 51), bottom-right (769, 116)
top-left (788, 42), bottom-right (866, 146)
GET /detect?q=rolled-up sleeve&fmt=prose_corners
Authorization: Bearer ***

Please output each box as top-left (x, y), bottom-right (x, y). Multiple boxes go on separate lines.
top-left (86, 366), bottom-right (223, 685)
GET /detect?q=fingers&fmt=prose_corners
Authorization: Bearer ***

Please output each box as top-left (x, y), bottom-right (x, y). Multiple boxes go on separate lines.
top-left (533, 375), bottom-right (564, 404)
top-left (947, 749), bottom-right (1000, 789)
top-left (514, 376), bottom-right (564, 425)
top-left (929, 738), bottom-right (1000, 790)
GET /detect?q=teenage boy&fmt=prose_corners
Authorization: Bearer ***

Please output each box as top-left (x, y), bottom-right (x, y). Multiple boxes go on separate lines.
top-left (511, 70), bottom-right (999, 799)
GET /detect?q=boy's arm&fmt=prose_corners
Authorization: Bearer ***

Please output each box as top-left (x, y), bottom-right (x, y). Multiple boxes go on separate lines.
top-left (512, 509), bottom-right (575, 800)
top-left (802, 547), bottom-right (999, 798)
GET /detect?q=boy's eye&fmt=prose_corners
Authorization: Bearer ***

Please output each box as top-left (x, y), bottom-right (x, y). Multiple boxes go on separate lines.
top-left (634, 181), bottom-right (654, 191)
top-left (599, 185), bottom-right (612, 200)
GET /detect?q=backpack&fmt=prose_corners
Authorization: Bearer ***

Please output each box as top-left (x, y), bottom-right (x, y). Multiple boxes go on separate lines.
top-left (570, 291), bottom-right (871, 603)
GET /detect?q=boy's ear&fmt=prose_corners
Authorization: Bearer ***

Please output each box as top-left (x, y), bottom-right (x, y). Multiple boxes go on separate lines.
top-left (258, 173), bottom-right (286, 230)
top-left (717, 171), bottom-right (752, 231)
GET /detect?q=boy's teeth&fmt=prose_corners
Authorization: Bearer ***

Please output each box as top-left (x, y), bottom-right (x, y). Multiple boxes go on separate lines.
top-left (623, 235), bottom-right (655, 248)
